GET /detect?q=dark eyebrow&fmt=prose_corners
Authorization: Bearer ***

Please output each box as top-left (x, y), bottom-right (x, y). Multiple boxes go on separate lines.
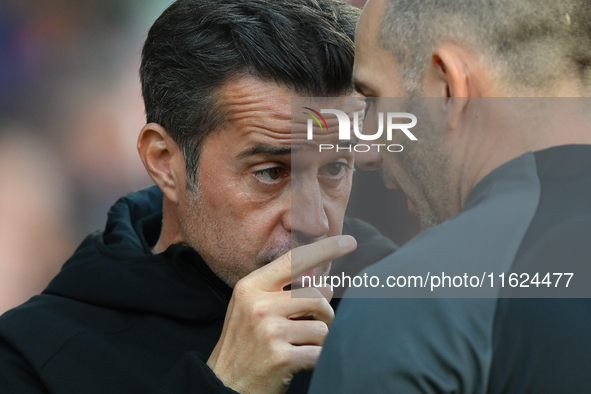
top-left (235, 144), bottom-right (294, 159)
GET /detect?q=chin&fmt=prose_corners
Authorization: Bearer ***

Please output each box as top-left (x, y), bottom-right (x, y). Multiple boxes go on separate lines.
top-left (415, 203), bottom-right (444, 230)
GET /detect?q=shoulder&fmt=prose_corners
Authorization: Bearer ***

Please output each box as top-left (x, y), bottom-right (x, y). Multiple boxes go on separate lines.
top-left (311, 296), bottom-right (497, 393)
top-left (0, 294), bottom-right (136, 371)
top-left (349, 181), bottom-right (541, 298)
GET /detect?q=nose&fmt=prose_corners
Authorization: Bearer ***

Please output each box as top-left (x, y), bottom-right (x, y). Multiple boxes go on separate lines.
top-left (287, 176), bottom-right (330, 240)
top-left (355, 144), bottom-right (383, 171)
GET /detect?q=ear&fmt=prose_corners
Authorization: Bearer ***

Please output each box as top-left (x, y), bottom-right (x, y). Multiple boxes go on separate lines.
top-left (137, 123), bottom-right (185, 204)
top-left (425, 45), bottom-right (470, 131)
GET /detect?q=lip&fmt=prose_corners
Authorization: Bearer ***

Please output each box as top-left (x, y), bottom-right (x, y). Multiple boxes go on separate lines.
top-left (290, 267), bottom-right (321, 288)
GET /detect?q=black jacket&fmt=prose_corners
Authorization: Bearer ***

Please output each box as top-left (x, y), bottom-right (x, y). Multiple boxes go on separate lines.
top-left (0, 186), bottom-right (396, 393)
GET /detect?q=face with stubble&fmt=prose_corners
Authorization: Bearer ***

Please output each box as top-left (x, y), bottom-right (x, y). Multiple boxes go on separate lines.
top-left (353, 0), bottom-right (457, 229)
top-left (175, 75), bottom-right (359, 287)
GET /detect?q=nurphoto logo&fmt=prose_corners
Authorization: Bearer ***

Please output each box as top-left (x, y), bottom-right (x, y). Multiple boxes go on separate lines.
top-left (303, 107), bottom-right (418, 152)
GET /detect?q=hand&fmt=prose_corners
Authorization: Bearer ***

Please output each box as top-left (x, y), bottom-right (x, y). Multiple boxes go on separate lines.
top-left (206, 235), bottom-right (357, 394)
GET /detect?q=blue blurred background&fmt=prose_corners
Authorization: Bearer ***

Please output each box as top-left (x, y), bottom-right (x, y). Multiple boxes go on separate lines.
top-left (0, 0), bottom-right (170, 312)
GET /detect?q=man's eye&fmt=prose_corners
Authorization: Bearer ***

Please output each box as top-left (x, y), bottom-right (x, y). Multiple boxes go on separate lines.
top-left (320, 162), bottom-right (351, 179)
top-left (254, 167), bottom-right (285, 183)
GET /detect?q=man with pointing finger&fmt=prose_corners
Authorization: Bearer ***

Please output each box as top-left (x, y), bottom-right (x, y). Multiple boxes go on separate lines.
top-left (0, 1), bottom-right (396, 393)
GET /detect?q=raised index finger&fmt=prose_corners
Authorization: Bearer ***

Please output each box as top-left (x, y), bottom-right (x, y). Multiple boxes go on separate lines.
top-left (244, 235), bottom-right (357, 292)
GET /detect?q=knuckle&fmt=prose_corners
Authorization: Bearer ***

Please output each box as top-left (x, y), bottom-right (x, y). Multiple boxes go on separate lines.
top-left (310, 295), bottom-right (325, 308)
top-left (301, 347), bottom-right (321, 370)
top-left (313, 321), bottom-right (329, 338)
top-left (306, 297), bottom-right (323, 313)
top-left (326, 304), bottom-right (335, 320)
top-left (251, 299), bottom-right (271, 318)
top-left (311, 296), bottom-right (333, 316)
top-left (324, 300), bottom-right (334, 321)
top-left (233, 279), bottom-right (250, 298)
top-left (276, 347), bottom-right (294, 370)
top-left (261, 319), bottom-right (281, 339)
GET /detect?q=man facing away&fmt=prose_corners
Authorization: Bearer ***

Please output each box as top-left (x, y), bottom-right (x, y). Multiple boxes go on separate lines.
top-left (311, 0), bottom-right (591, 392)
top-left (0, 1), bottom-right (396, 393)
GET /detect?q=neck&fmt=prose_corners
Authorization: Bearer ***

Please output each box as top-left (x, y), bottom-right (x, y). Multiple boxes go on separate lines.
top-left (459, 97), bottom-right (591, 208)
top-left (152, 197), bottom-right (186, 254)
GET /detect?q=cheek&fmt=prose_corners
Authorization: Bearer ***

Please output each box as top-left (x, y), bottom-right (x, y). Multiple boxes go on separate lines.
top-left (197, 168), bottom-right (258, 217)
top-left (241, 194), bottom-right (290, 233)
top-left (325, 204), bottom-right (345, 236)
top-left (322, 181), bottom-right (352, 236)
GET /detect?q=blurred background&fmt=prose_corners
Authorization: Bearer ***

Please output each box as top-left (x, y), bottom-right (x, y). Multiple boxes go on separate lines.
top-left (0, 0), bottom-right (417, 314)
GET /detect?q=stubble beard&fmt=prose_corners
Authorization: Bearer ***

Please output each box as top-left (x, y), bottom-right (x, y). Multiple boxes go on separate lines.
top-left (178, 186), bottom-right (319, 288)
top-left (401, 144), bottom-right (453, 229)
top-left (177, 186), bottom-right (255, 287)
top-left (397, 98), bottom-right (455, 229)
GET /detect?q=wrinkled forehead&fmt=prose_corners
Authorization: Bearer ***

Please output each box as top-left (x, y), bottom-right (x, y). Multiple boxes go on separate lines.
top-left (217, 75), bottom-right (365, 149)
top-left (219, 76), bottom-right (293, 136)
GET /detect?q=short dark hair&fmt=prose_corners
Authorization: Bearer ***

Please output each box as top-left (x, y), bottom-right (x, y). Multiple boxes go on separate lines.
top-left (140, 0), bottom-right (360, 189)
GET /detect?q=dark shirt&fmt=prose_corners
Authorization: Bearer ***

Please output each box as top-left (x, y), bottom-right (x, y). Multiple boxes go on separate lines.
top-left (310, 145), bottom-right (591, 394)
top-left (0, 185), bottom-right (396, 393)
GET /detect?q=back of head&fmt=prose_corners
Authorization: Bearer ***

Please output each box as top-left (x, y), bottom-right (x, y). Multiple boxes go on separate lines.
top-left (140, 0), bottom-right (360, 188)
top-left (380, 0), bottom-right (591, 95)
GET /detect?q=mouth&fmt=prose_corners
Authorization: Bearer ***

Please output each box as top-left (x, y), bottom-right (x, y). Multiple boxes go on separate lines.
top-left (284, 267), bottom-right (322, 290)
